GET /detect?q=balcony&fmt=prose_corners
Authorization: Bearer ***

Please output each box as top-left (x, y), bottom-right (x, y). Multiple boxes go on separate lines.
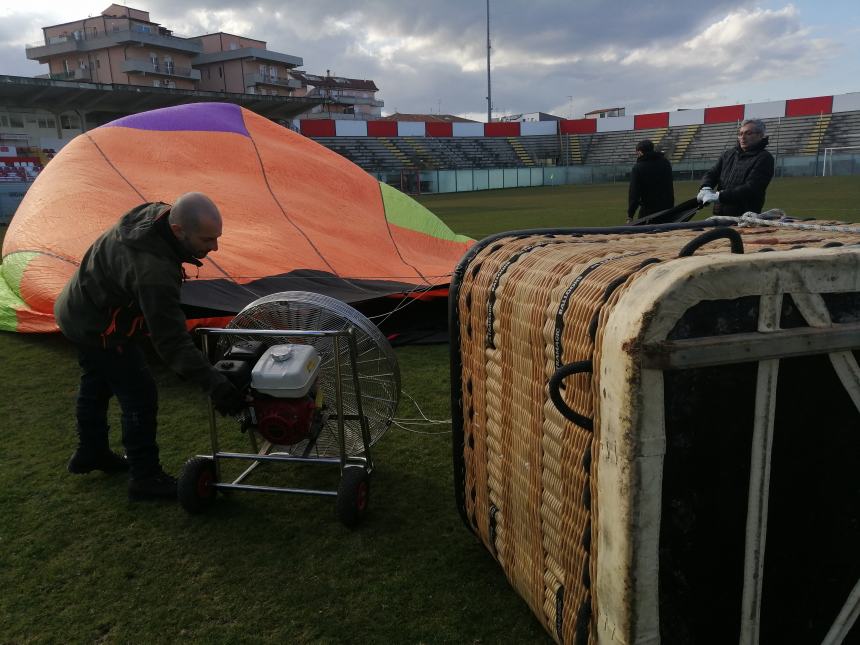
top-left (48, 68), bottom-right (93, 81)
top-left (243, 73), bottom-right (301, 89)
top-left (26, 28), bottom-right (201, 62)
top-left (350, 96), bottom-right (385, 108)
top-left (122, 59), bottom-right (201, 80)
top-left (309, 92), bottom-right (384, 108)
top-left (193, 48), bottom-right (302, 68)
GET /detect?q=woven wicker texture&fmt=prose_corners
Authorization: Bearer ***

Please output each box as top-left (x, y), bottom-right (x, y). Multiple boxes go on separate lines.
top-left (456, 223), bottom-right (859, 644)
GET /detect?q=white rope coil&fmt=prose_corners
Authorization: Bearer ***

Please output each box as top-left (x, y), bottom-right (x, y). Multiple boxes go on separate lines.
top-left (709, 210), bottom-right (860, 235)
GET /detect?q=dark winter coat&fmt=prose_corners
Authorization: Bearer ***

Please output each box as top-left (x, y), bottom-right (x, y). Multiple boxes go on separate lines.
top-left (54, 202), bottom-right (226, 394)
top-left (701, 137), bottom-right (775, 216)
top-left (628, 151), bottom-right (675, 219)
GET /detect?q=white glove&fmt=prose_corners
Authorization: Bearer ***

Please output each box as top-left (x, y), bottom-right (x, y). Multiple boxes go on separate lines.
top-left (702, 189), bottom-right (719, 205)
top-left (697, 187), bottom-right (719, 205)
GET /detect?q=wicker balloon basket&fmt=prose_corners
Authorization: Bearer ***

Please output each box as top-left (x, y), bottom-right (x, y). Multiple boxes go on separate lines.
top-left (450, 218), bottom-right (860, 645)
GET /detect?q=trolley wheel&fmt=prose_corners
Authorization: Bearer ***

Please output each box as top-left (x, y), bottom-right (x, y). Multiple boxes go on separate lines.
top-left (336, 466), bottom-right (370, 527)
top-left (178, 457), bottom-right (218, 514)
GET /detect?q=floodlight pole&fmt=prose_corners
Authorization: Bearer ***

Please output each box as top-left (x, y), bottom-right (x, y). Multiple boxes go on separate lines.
top-left (486, 0), bottom-right (492, 123)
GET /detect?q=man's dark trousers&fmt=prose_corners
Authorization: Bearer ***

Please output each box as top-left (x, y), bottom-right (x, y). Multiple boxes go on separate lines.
top-left (75, 343), bottom-right (160, 479)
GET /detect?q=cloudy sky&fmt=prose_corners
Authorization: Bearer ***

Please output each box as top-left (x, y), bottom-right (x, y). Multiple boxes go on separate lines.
top-left (0, 1), bottom-right (857, 121)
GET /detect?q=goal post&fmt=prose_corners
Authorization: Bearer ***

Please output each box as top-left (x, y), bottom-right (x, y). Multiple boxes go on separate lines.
top-left (821, 146), bottom-right (860, 176)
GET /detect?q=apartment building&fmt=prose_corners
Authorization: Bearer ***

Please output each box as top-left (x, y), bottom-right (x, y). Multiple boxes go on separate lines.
top-left (294, 71), bottom-right (384, 119)
top-left (24, 4), bottom-right (382, 113)
top-left (195, 33), bottom-right (302, 96)
top-left (25, 4), bottom-right (201, 90)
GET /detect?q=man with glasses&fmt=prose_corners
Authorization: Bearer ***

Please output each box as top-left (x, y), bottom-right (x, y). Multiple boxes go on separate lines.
top-left (697, 118), bottom-right (775, 216)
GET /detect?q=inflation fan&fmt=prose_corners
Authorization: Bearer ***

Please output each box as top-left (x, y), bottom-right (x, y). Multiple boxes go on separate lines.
top-left (178, 291), bottom-right (400, 526)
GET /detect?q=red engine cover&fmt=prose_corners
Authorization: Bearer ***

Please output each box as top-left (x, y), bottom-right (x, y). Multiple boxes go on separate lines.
top-left (253, 396), bottom-right (316, 445)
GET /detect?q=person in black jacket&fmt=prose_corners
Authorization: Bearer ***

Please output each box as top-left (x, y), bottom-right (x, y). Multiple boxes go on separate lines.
top-left (627, 139), bottom-right (674, 223)
top-left (697, 119), bottom-right (775, 216)
top-left (55, 193), bottom-right (246, 501)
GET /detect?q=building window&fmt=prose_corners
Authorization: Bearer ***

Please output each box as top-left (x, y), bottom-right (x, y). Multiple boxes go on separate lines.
top-left (37, 116), bottom-right (56, 129)
top-left (218, 67), bottom-right (223, 78)
top-left (60, 115), bottom-right (80, 129)
top-left (0, 115), bottom-right (9, 127)
top-left (9, 114), bottom-right (24, 128)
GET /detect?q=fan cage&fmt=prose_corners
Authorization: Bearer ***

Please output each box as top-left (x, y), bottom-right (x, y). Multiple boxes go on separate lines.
top-left (221, 291), bottom-right (400, 457)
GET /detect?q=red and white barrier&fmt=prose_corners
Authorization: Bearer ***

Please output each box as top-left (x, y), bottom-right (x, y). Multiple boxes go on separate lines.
top-left (745, 100), bottom-right (786, 120)
top-left (834, 92), bottom-right (860, 113)
top-left (298, 91), bottom-right (858, 138)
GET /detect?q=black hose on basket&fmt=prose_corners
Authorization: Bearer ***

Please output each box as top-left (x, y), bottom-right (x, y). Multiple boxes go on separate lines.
top-left (677, 227), bottom-right (744, 257)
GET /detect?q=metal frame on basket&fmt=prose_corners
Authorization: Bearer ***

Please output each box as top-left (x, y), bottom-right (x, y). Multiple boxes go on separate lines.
top-left (196, 326), bottom-right (374, 499)
top-left (641, 296), bottom-right (860, 645)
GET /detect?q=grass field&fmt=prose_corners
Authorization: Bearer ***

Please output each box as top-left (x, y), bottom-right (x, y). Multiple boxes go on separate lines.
top-left (0, 177), bottom-right (858, 643)
top-left (418, 176), bottom-right (860, 238)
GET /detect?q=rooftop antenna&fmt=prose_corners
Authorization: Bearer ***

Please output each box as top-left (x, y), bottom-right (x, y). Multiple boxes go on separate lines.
top-left (486, 0), bottom-right (492, 123)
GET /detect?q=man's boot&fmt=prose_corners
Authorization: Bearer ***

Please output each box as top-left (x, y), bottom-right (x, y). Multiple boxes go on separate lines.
top-left (68, 448), bottom-right (129, 474)
top-left (128, 466), bottom-right (177, 501)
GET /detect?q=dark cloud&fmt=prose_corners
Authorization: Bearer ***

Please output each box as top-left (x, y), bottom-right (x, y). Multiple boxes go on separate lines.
top-left (0, 2), bottom-right (840, 119)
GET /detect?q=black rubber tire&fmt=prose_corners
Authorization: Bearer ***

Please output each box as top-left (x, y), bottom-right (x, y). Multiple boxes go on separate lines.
top-left (178, 457), bottom-right (218, 514)
top-left (336, 466), bottom-right (370, 527)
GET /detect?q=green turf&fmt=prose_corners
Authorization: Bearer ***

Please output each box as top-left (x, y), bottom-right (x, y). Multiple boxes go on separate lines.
top-left (0, 176), bottom-right (858, 643)
top-left (417, 176), bottom-right (860, 238)
top-left (0, 337), bottom-right (546, 643)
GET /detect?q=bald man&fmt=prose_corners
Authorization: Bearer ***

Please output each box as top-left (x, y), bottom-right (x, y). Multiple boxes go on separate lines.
top-left (55, 193), bottom-right (245, 501)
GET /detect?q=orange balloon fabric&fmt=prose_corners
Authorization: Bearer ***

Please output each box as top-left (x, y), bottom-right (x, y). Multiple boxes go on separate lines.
top-left (0, 103), bottom-right (473, 332)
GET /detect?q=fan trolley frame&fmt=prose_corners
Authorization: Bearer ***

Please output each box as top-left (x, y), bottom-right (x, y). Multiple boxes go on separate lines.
top-left (191, 326), bottom-right (374, 507)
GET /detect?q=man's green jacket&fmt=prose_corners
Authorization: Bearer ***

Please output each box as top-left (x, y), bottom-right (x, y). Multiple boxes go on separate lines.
top-left (55, 202), bottom-right (226, 394)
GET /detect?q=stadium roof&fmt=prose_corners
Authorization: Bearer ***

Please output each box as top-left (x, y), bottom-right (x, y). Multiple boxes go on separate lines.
top-left (0, 75), bottom-right (321, 121)
top-left (376, 113), bottom-right (477, 123)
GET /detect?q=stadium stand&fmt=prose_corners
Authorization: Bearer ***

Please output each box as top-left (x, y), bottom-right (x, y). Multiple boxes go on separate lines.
top-left (309, 109), bottom-right (860, 172)
top-left (582, 127), bottom-right (668, 165)
top-left (2, 92), bottom-right (858, 186)
top-left (668, 125), bottom-right (700, 163)
top-left (0, 157), bottom-right (43, 182)
top-left (823, 110), bottom-right (860, 149)
top-left (506, 138), bottom-right (534, 166)
top-left (518, 135), bottom-right (562, 165)
top-left (301, 91), bottom-right (860, 174)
